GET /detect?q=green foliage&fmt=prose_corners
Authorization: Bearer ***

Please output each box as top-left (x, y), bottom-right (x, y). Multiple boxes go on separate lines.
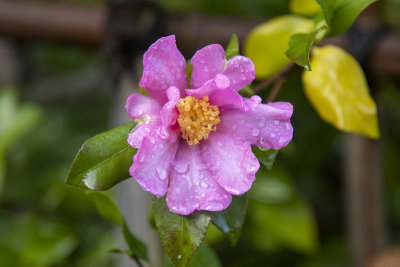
top-left (248, 166), bottom-right (318, 253)
top-left (252, 147), bottom-right (279, 170)
top-left (285, 31), bottom-right (318, 71)
top-left (66, 122), bottom-right (137, 190)
top-left (87, 191), bottom-right (149, 262)
top-left (244, 15), bottom-right (314, 79)
top-left (315, 0), bottom-right (377, 37)
top-left (225, 34), bottom-right (239, 59)
top-left (211, 194), bottom-right (248, 246)
top-left (165, 243), bottom-right (223, 267)
top-left (153, 197), bottom-right (211, 267)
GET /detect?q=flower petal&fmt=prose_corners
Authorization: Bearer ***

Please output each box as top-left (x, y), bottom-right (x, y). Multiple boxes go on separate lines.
top-left (190, 44), bottom-right (225, 88)
top-left (160, 86), bottom-right (180, 127)
top-left (186, 73), bottom-right (230, 99)
top-left (201, 132), bottom-right (259, 195)
top-left (218, 102), bottom-right (293, 149)
top-left (130, 135), bottom-right (179, 198)
top-left (139, 35), bottom-right (187, 104)
top-left (125, 93), bottom-right (161, 119)
top-left (223, 56), bottom-right (256, 91)
top-left (166, 142), bottom-right (232, 215)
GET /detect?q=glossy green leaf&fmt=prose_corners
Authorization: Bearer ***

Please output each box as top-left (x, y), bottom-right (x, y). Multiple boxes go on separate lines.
top-left (244, 15), bottom-right (314, 79)
top-left (122, 220), bottom-right (149, 262)
top-left (153, 197), bottom-right (211, 267)
top-left (285, 31), bottom-right (318, 71)
top-left (165, 243), bottom-right (222, 267)
top-left (86, 191), bottom-right (123, 225)
top-left (316, 0), bottom-right (377, 37)
top-left (211, 194), bottom-right (248, 246)
top-left (252, 147), bottom-right (279, 170)
top-left (303, 45), bottom-right (380, 138)
top-left (226, 33), bottom-right (239, 59)
top-left (66, 122), bottom-right (137, 190)
top-left (289, 0), bottom-right (322, 16)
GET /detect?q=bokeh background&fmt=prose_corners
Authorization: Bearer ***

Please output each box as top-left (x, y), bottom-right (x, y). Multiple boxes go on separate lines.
top-left (0, 0), bottom-right (399, 266)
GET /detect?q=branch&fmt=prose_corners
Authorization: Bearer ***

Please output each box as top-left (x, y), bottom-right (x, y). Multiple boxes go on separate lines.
top-left (253, 62), bottom-right (295, 93)
top-left (266, 77), bottom-right (285, 103)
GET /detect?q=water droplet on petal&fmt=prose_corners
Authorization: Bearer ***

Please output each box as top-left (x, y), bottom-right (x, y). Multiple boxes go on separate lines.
top-left (173, 162), bottom-right (189, 174)
top-left (258, 117), bottom-right (265, 127)
top-left (201, 193), bottom-right (206, 197)
top-left (204, 66), bottom-right (209, 72)
top-left (270, 133), bottom-right (276, 138)
top-left (201, 182), bottom-right (208, 188)
top-left (232, 124), bottom-right (237, 130)
top-left (273, 120), bottom-right (280, 125)
top-left (145, 127), bottom-right (150, 133)
top-left (156, 168), bottom-right (167, 180)
top-left (251, 128), bottom-right (260, 136)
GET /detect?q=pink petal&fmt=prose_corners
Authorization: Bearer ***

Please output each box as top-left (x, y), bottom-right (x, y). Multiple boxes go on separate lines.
top-left (166, 142), bottom-right (232, 215)
top-left (125, 93), bottom-right (161, 119)
top-left (218, 102), bottom-right (293, 150)
top-left (222, 56), bottom-right (256, 91)
top-left (208, 88), bottom-right (244, 111)
top-left (186, 73), bottom-right (230, 98)
top-left (139, 35), bottom-right (187, 105)
top-left (160, 86), bottom-right (180, 127)
top-left (190, 44), bottom-right (225, 89)
top-left (130, 135), bottom-right (179, 198)
top-left (201, 132), bottom-right (259, 195)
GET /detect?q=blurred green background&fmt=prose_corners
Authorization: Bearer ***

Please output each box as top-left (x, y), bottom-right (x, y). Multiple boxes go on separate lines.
top-left (0, 0), bottom-right (400, 266)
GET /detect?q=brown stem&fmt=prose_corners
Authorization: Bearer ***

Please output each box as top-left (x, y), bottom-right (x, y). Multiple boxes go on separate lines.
top-left (253, 62), bottom-right (295, 93)
top-left (266, 77), bottom-right (284, 103)
top-left (132, 257), bottom-right (145, 267)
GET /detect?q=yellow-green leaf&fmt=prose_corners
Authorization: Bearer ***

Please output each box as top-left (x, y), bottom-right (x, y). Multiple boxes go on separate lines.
top-left (289, 0), bottom-right (322, 16)
top-left (244, 15), bottom-right (314, 79)
top-left (303, 45), bottom-right (379, 138)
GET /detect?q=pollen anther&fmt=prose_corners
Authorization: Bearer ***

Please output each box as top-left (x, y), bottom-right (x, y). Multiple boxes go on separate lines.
top-left (176, 96), bottom-right (221, 145)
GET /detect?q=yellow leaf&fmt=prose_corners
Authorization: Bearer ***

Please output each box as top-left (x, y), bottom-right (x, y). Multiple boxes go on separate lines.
top-left (303, 45), bottom-right (380, 138)
top-left (244, 15), bottom-right (314, 79)
top-left (289, 0), bottom-right (321, 16)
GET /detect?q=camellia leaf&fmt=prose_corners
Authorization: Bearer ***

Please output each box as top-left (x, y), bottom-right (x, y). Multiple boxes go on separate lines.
top-left (211, 194), bottom-right (248, 246)
top-left (122, 220), bottom-right (149, 262)
top-left (66, 122), bottom-right (137, 190)
top-left (303, 45), bottom-right (379, 138)
top-left (152, 197), bottom-right (211, 267)
top-left (86, 191), bottom-right (123, 225)
top-left (251, 147), bottom-right (279, 170)
top-left (289, 0), bottom-right (322, 16)
top-left (226, 33), bottom-right (239, 59)
top-left (87, 191), bottom-right (149, 262)
top-left (244, 15), bottom-right (314, 79)
top-left (285, 31), bottom-right (318, 71)
top-left (316, 0), bottom-right (377, 37)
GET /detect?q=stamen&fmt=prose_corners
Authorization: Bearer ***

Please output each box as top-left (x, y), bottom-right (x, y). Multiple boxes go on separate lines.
top-left (176, 96), bottom-right (221, 145)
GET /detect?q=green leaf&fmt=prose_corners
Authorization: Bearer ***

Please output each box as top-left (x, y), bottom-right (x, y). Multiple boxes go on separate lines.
top-left (66, 122), bottom-right (137, 190)
top-left (244, 15), bottom-right (315, 79)
top-left (188, 243), bottom-right (222, 267)
top-left (122, 220), bottom-right (149, 262)
top-left (316, 0), bottom-right (377, 37)
top-left (152, 197), bottom-right (211, 267)
top-left (86, 191), bottom-right (123, 225)
top-left (226, 33), bottom-right (239, 59)
top-left (285, 31), bottom-right (318, 71)
top-left (251, 147), bottom-right (279, 170)
top-left (289, 0), bottom-right (322, 16)
top-left (211, 194), bottom-right (248, 246)
top-left (302, 45), bottom-right (379, 138)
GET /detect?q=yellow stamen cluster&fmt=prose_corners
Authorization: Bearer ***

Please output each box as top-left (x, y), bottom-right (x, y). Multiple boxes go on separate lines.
top-left (176, 96), bottom-right (221, 145)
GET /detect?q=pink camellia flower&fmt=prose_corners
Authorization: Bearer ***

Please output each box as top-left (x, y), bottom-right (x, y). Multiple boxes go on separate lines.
top-left (126, 35), bottom-right (293, 215)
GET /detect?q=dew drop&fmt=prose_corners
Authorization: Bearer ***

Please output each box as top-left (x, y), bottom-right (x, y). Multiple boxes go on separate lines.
top-left (273, 120), bottom-right (280, 126)
top-left (201, 182), bottom-right (208, 188)
top-left (145, 127), bottom-right (150, 133)
top-left (173, 163), bottom-right (189, 174)
top-left (270, 133), bottom-right (276, 138)
top-left (258, 117), bottom-right (265, 127)
top-left (177, 255), bottom-right (182, 260)
top-left (232, 124), bottom-right (237, 130)
top-left (156, 168), bottom-right (167, 180)
top-left (201, 193), bottom-right (206, 198)
top-left (204, 66), bottom-right (209, 72)
top-left (251, 128), bottom-right (260, 136)
top-left (217, 141), bottom-right (223, 147)
top-left (153, 45), bottom-right (158, 50)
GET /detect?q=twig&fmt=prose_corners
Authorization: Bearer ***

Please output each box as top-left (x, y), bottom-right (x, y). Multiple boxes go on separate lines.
top-left (266, 76), bottom-right (284, 103)
top-left (253, 62), bottom-right (295, 93)
top-left (132, 257), bottom-right (145, 267)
